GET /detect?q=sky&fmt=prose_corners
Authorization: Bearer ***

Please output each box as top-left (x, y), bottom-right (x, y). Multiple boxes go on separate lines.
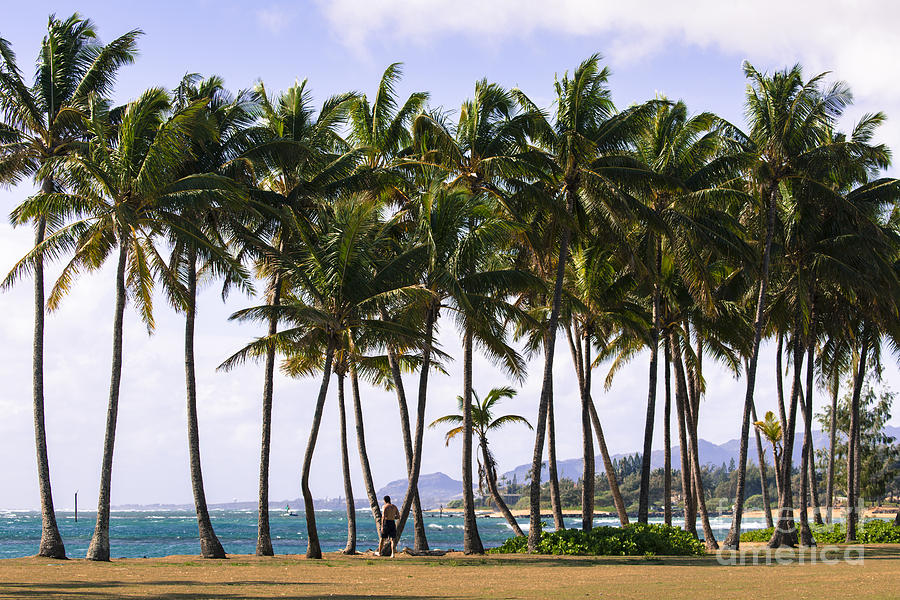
top-left (1, 0), bottom-right (899, 509)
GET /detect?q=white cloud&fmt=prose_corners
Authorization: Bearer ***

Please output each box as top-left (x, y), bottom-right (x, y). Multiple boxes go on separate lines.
top-left (256, 4), bottom-right (296, 35)
top-left (317, 0), bottom-right (900, 153)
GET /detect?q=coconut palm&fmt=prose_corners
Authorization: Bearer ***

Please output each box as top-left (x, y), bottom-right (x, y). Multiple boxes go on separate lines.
top-left (222, 197), bottom-right (427, 558)
top-left (0, 14), bottom-right (140, 559)
top-left (430, 386), bottom-right (531, 537)
top-left (165, 74), bottom-right (257, 558)
top-left (228, 79), bottom-right (357, 555)
top-left (755, 411), bottom-right (784, 498)
top-left (517, 54), bottom-right (657, 551)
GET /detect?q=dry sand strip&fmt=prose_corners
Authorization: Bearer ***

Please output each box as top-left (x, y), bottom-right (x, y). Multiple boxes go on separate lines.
top-left (0, 546), bottom-right (899, 599)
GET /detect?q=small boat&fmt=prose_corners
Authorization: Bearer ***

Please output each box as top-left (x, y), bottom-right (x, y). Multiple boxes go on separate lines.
top-left (283, 505), bottom-right (298, 517)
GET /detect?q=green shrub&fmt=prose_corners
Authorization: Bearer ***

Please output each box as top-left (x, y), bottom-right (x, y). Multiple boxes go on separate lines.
top-left (738, 519), bottom-right (900, 543)
top-left (488, 523), bottom-right (705, 556)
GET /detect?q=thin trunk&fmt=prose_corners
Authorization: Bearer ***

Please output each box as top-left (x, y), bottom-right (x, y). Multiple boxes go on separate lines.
top-left (350, 365), bottom-right (382, 538)
top-left (663, 339), bottom-right (673, 526)
top-left (527, 215), bottom-right (570, 552)
top-left (825, 368), bottom-right (839, 524)
top-left (396, 306), bottom-right (436, 541)
top-left (565, 324), bottom-right (628, 527)
top-left (638, 284), bottom-right (660, 524)
top-left (86, 239), bottom-right (129, 561)
top-left (798, 379), bottom-right (824, 526)
top-left (185, 249), bottom-right (225, 558)
top-left (32, 205), bottom-right (65, 559)
top-left (846, 335), bottom-right (869, 543)
top-left (300, 339), bottom-right (336, 559)
top-left (723, 185), bottom-right (776, 548)
top-left (482, 440), bottom-right (523, 536)
top-left (546, 386), bottom-right (564, 530)
top-left (669, 332), bottom-right (696, 537)
top-left (384, 343), bottom-right (428, 551)
top-left (776, 333), bottom-right (788, 432)
top-left (581, 329), bottom-right (595, 531)
top-left (798, 337), bottom-right (815, 547)
top-left (256, 271), bottom-right (281, 556)
top-left (337, 372), bottom-right (356, 554)
top-left (676, 343), bottom-right (718, 550)
top-left (461, 330), bottom-right (483, 554)
top-left (750, 396), bottom-right (774, 528)
top-left (768, 320), bottom-right (803, 548)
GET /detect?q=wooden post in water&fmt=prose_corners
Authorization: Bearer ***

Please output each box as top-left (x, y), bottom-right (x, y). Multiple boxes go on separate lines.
top-left (74, 490), bottom-right (78, 522)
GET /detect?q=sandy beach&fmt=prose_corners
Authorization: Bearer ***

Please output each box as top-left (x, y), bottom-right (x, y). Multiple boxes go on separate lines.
top-left (1, 546), bottom-right (899, 599)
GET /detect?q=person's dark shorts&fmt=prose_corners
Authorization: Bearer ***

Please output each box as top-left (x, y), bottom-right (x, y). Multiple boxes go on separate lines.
top-left (381, 519), bottom-right (397, 539)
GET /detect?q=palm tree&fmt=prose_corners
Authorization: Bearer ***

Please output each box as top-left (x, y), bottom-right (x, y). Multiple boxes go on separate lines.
top-left (430, 386), bottom-right (531, 537)
top-left (0, 14), bottom-right (140, 559)
top-left (755, 411), bottom-right (784, 499)
top-left (166, 74), bottom-right (257, 558)
top-left (517, 54), bottom-right (656, 551)
top-left (7, 88), bottom-right (218, 560)
top-left (223, 198), bottom-right (427, 558)
top-left (349, 63), bottom-right (431, 551)
top-left (229, 79), bottom-right (357, 555)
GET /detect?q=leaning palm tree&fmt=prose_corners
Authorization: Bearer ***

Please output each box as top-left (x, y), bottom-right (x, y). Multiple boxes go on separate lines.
top-left (6, 88), bottom-right (218, 560)
top-left (230, 78), bottom-right (357, 555)
top-left (165, 74), bottom-right (256, 558)
top-left (222, 198), bottom-right (428, 559)
top-left (430, 386), bottom-right (531, 537)
top-left (0, 14), bottom-right (140, 559)
top-left (516, 54), bottom-right (656, 551)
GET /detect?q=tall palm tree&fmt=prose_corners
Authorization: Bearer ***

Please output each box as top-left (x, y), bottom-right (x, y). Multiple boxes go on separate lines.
top-left (430, 386), bottom-right (532, 537)
top-left (166, 74), bottom-right (256, 558)
top-left (223, 198), bottom-right (427, 559)
top-left (7, 88), bottom-right (218, 560)
top-left (517, 54), bottom-right (655, 551)
top-left (348, 63), bottom-right (432, 551)
top-left (229, 79), bottom-right (356, 555)
top-left (0, 14), bottom-right (140, 559)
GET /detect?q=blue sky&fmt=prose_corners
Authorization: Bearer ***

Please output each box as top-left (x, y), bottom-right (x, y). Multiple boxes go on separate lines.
top-left (1, 0), bottom-right (898, 509)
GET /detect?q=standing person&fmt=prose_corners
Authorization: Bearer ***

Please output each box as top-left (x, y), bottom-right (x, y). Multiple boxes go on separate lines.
top-left (379, 496), bottom-right (400, 557)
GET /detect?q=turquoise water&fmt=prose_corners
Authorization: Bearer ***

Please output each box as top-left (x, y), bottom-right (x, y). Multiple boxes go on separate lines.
top-left (0, 509), bottom-right (770, 558)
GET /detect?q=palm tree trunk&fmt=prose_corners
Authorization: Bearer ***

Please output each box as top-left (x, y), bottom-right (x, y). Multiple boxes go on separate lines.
top-left (663, 339), bottom-right (672, 527)
top-left (350, 365), bottom-right (382, 538)
top-left (668, 333), bottom-right (696, 537)
top-left (256, 271), bottom-right (281, 556)
top-left (846, 334), bottom-right (869, 543)
top-left (336, 372), bottom-right (357, 554)
top-left (461, 329), bottom-right (484, 554)
top-left (674, 342), bottom-right (718, 550)
top-left (396, 305), bottom-right (436, 542)
top-left (86, 239), bottom-right (129, 561)
top-left (750, 397), bottom-right (774, 528)
top-left (301, 339), bottom-right (336, 559)
top-left (481, 440), bottom-right (523, 536)
top-left (798, 380), bottom-right (824, 527)
top-left (769, 320), bottom-right (804, 548)
top-left (776, 332), bottom-right (788, 431)
top-left (638, 283), bottom-right (660, 524)
top-left (722, 185), bottom-right (776, 549)
top-left (825, 368), bottom-right (839, 524)
top-left (546, 387), bottom-right (564, 530)
top-left (184, 249), bottom-right (225, 559)
top-left (32, 203), bottom-right (66, 559)
top-left (527, 204), bottom-right (571, 551)
top-left (384, 339), bottom-right (428, 551)
top-left (581, 330), bottom-right (595, 532)
top-left (797, 343), bottom-right (815, 547)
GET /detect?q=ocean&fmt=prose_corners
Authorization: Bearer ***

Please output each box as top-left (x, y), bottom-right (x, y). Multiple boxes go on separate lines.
top-left (0, 509), bottom-right (773, 559)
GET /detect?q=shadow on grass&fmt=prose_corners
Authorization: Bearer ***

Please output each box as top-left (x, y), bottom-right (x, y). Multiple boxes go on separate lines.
top-left (0, 581), bottom-right (444, 600)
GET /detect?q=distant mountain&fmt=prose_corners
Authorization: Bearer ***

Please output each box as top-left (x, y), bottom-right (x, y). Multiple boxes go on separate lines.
top-left (376, 472), bottom-right (466, 509)
top-left (500, 426), bottom-right (900, 484)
